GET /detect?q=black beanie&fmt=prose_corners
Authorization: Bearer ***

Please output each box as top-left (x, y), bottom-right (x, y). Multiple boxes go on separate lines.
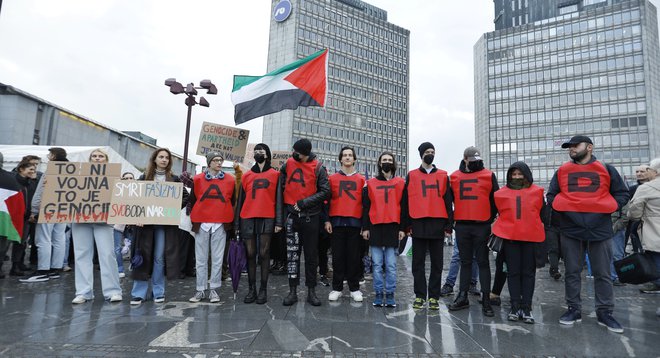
top-left (418, 142), bottom-right (434, 158)
top-left (293, 138), bottom-right (312, 156)
top-left (254, 143), bottom-right (272, 162)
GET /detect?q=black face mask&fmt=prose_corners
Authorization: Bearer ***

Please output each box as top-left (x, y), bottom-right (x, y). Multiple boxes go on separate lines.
top-left (381, 163), bottom-right (394, 173)
top-left (467, 161), bottom-right (484, 172)
top-left (508, 178), bottom-right (525, 189)
top-left (254, 154), bottom-right (266, 164)
top-left (423, 155), bottom-right (434, 165)
top-left (292, 152), bottom-right (301, 162)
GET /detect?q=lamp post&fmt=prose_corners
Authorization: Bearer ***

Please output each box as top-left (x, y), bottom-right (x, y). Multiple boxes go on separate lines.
top-left (164, 78), bottom-right (217, 172)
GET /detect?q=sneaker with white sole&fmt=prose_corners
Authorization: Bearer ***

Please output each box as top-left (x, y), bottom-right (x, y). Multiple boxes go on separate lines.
top-left (109, 294), bottom-right (122, 302)
top-left (350, 290), bottom-right (363, 302)
top-left (19, 271), bottom-right (50, 283)
top-left (130, 297), bottom-right (143, 305)
top-left (189, 290), bottom-right (205, 303)
top-left (328, 290), bottom-right (342, 301)
top-left (597, 311), bottom-right (624, 333)
top-left (154, 296), bottom-right (165, 303)
top-left (72, 295), bottom-right (89, 304)
top-left (209, 289), bottom-right (220, 303)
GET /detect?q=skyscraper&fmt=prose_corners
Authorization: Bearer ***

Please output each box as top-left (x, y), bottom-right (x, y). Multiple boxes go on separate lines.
top-left (263, 0), bottom-right (410, 174)
top-left (475, 0), bottom-right (660, 187)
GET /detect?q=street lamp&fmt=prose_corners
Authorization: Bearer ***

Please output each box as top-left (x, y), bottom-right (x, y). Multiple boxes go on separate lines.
top-left (164, 78), bottom-right (217, 172)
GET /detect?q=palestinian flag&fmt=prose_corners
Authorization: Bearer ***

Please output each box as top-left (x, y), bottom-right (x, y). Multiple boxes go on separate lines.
top-left (0, 172), bottom-right (24, 242)
top-left (232, 49), bottom-right (328, 124)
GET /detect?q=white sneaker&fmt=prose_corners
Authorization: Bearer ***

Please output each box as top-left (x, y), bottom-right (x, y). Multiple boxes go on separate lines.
top-left (189, 290), bottom-right (205, 303)
top-left (154, 297), bottom-right (165, 303)
top-left (209, 289), bottom-right (220, 303)
top-left (72, 295), bottom-right (88, 304)
top-left (350, 290), bottom-right (364, 302)
top-left (62, 265), bottom-right (72, 272)
top-left (118, 272), bottom-right (125, 278)
top-left (109, 294), bottom-right (122, 302)
top-left (328, 290), bottom-right (342, 301)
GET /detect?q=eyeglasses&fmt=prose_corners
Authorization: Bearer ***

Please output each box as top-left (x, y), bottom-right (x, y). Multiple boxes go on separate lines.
top-left (210, 159), bottom-right (223, 163)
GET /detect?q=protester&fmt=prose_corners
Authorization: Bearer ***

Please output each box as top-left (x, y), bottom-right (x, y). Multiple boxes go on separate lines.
top-left (448, 146), bottom-right (499, 317)
top-left (362, 151), bottom-right (405, 308)
top-left (70, 148), bottom-right (122, 303)
top-left (0, 152), bottom-right (26, 279)
top-left (9, 160), bottom-right (38, 276)
top-left (280, 139), bottom-right (330, 307)
top-left (20, 147), bottom-right (68, 283)
top-left (492, 162), bottom-right (545, 323)
top-left (112, 172), bottom-right (135, 278)
top-left (403, 142), bottom-right (453, 310)
top-left (187, 152), bottom-right (235, 303)
top-left (547, 135), bottom-right (629, 333)
top-left (235, 144), bottom-right (282, 304)
top-left (130, 148), bottom-right (186, 305)
top-left (324, 146), bottom-right (366, 303)
top-left (625, 164), bottom-right (656, 267)
top-left (627, 158), bottom-right (660, 294)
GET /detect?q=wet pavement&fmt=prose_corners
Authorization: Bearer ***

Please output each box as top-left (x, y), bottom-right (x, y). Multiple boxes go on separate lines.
top-left (1, 247), bottom-right (659, 357)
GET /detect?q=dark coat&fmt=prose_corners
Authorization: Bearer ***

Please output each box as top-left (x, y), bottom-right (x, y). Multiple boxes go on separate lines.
top-left (401, 166), bottom-right (454, 239)
top-left (278, 153), bottom-right (330, 218)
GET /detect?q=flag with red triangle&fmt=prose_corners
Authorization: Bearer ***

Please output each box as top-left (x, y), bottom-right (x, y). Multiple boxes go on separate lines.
top-left (0, 171), bottom-right (25, 243)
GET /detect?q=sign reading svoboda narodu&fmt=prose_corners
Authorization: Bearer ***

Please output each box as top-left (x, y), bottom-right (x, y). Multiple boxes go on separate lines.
top-left (107, 180), bottom-right (184, 225)
top-left (196, 121), bottom-right (249, 163)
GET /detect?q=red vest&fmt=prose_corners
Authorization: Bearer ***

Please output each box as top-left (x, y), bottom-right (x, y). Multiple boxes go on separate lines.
top-left (240, 169), bottom-right (279, 219)
top-left (329, 172), bottom-right (365, 218)
top-left (450, 169), bottom-right (494, 221)
top-left (368, 177), bottom-right (405, 225)
top-left (407, 169), bottom-right (449, 219)
top-left (552, 161), bottom-right (618, 213)
top-left (283, 157), bottom-right (317, 205)
top-left (191, 173), bottom-right (235, 223)
top-left (492, 185), bottom-right (545, 242)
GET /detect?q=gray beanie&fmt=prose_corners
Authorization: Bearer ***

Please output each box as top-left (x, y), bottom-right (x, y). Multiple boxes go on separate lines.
top-left (206, 151), bottom-right (223, 166)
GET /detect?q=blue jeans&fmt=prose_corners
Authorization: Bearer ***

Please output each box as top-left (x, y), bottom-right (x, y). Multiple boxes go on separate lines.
top-left (370, 246), bottom-right (397, 294)
top-left (113, 230), bottom-right (125, 273)
top-left (444, 235), bottom-right (479, 287)
top-left (610, 229), bottom-right (626, 280)
top-left (131, 226), bottom-right (165, 299)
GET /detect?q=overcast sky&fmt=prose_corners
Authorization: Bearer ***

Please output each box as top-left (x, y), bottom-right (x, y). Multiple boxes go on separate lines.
top-left (1, 1), bottom-right (656, 172)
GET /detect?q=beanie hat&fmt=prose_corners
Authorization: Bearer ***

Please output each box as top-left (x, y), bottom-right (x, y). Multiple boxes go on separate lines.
top-left (418, 142), bottom-right (434, 158)
top-left (206, 151), bottom-right (223, 166)
top-left (254, 143), bottom-right (272, 162)
top-left (293, 138), bottom-right (312, 156)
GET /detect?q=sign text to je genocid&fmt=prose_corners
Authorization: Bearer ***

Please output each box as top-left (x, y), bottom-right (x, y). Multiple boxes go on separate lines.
top-left (196, 121), bottom-right (249, 163)
top-left (107, 180), bottom-right (183, 225)
top-left (39, 162), bottom-right (121, 223)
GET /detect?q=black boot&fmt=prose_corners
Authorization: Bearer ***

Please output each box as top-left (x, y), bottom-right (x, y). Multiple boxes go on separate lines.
top-left (307, 287), bottom-right (321, 306)
top-left (283, 285), bottom-right (298, 306)
top-left (244, 284), bottom-right (257, 303)
top-left (10, 263), bottom-right (24, 277)
top-left (448, 291), bottom-right (469, 311)
top-left (256, 286), bottom-right (267, 304)
top-left (482, 292), bottom-right (494, 317)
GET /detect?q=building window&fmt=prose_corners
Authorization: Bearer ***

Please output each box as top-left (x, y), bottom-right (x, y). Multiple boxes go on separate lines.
top-left (559, 4), bottom-right (578, 15)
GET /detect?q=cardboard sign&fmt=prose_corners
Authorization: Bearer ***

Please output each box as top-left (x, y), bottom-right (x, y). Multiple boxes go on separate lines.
top-left (196, 122), bottom-right (249, 163)
top-left (107, 180), bottom-right (184, 225)
top-left (242, 143), bottom-right (290, 170)
top-left (39, 162), bottom-right (121, 223)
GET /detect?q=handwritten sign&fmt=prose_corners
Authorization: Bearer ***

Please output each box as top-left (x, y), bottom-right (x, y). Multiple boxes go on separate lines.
top-left (39, 162), bottom-right (121, 223)
top-left (107, 180), bottom-right (184, 225)
top-left (242, 143), bottom-right (290, 170)
top-left (196, 121), bottom-right (250, 163)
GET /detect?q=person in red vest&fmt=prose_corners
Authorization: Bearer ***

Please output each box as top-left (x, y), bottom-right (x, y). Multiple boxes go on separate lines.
top-left (235, 143), bottom-right (283, 304)
top-left (362, 151), bottom-right (405, 308)
top-left (492, 162), bottom-right (545, 323)
top-left (324, 146), bottom-right (366, 303)
top-left (280, 139), bottom-right (330, 307)
top-left (403, 142), bottom-right (453, 310)
top-left (188, 152), bottom-right (236, 304)
top-left (547, 135), bottom-right (629, 333)
top-left (448, 146), bottom-right (499, 317)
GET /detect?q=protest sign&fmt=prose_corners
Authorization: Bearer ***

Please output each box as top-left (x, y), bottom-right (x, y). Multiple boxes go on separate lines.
top-left (107, 180), bottom-right (184, 225)
top-left (242, 143), bottom-right (290, 170)
top-left (39, 162), bottom-right (121, 223)
top-left (196, 121), bottom-right (249, 163)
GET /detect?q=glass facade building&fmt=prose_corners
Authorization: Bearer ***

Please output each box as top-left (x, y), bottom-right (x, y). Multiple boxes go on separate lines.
top-left (263, 0), bottom-right (410, 175)
top-left (475, 0), bottom-right (660, 188)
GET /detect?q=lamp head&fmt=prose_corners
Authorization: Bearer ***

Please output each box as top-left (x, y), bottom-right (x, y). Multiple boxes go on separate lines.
top-left (199, 97), bottom-right (210, 107)
top-left (184, 83), bottom-right (198, 95)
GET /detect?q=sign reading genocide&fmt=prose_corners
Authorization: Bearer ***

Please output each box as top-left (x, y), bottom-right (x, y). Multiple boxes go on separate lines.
top-left (39, 162), bottom-right (121, 223)
top-left (242, 143), bottom-right (291, 170)
top-left (107, 180), bottom-right (184, 225)
top-left (196, 121), bottom-right (250, 163)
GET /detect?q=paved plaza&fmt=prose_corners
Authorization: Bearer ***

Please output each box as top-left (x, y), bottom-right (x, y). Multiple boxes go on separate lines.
top-left (0, 247), bottom-right (658, 357)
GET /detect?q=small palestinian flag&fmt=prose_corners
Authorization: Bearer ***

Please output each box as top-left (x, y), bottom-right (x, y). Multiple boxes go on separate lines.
top-left (0, 172), bottom-right (24, 242)
top-left (232, 49), bottom-right (328, 124)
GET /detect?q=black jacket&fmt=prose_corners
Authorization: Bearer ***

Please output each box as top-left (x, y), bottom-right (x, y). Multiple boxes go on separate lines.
top-left (453, 160), bottom-right (500, 224)
top-left (546, 156), bottom-right (630, 241)
top-left (279, 153), bottom-right (330, 218)
top-left (402, 166), bottom-right (453, 239)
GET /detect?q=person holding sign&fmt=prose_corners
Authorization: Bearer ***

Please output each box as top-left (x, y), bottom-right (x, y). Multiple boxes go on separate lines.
top-left (491, 162), bottom-right (546, 323)
top-left (362, 152), bottom-right (405, 308)
top-left (234, 143), bottom-right (283, 304)
top-left (129, 148), bottom-right (186, 305)
top-left (188, 152), bottom-right (235, 304)
top-left (324, 146), bottom-right (366, 303)
top-left (71, 149), bottom-right (122, 304)
top-left (280, 139), bottom-right (330, 307)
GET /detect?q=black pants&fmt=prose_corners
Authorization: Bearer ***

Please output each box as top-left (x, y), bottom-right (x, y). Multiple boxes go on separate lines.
top-left (492, 251), bottom-right (507, 295)
top-left (271, 230), bottom-right (287, 262)
top-left (331, 226), bottom-right (362, 292)
top-left (318, 230), bottom-right (330, 276)
top-left (179, 229), bottom-right (195, 276)
top-left (503, 240), bottom-right (536, 306)
top-left (545, 226), bottom-right (561, 271)
top-left (412, 237), bottom-right (444, 299)
top-left (286, 214), bottom-right (320, 288)
top-left (455, 223), bottom-right (491, 294)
